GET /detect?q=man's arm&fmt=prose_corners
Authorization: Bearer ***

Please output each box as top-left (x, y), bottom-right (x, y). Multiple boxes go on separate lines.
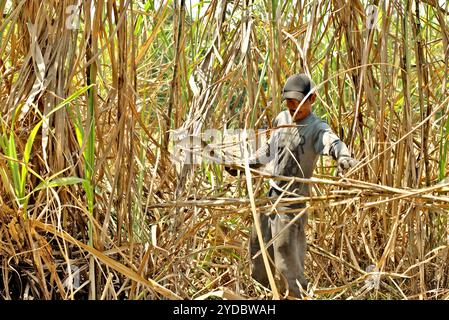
top-left (248, 134), bottom-right (276, 169)
top-left (225, 118), bottom-right (279, 175)
top-left (313, 121), bottom-right (358, 172)
top-left (247, 113), bottom-right (282, 169)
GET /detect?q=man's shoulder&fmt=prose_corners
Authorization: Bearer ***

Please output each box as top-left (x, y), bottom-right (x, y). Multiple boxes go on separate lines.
top-left (310, 112), bottom-right (325, 122)
top-left (273, 110), bottom-right (290, 126)
top-left (310, 113), bottom-right (330, 128)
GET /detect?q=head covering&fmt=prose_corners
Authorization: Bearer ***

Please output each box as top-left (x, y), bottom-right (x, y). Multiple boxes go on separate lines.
top-left (282, 73), bottom-right (315, 101)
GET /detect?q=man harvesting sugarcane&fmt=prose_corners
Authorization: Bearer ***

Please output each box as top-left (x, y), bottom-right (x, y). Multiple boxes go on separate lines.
top-left (226, 74), bottom-right (358, 298)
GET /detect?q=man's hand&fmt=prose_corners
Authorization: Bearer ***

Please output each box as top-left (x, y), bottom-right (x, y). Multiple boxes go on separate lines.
top-left (337, 156), bottom-right (358, 174)
top-left (224, 162), bottom-right (262, 176)
top-left (224, 166), bottom-right (239, 176)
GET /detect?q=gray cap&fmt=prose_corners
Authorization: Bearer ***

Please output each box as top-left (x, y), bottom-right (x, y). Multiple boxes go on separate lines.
top-left (282, 73), bottom-right (315, 101)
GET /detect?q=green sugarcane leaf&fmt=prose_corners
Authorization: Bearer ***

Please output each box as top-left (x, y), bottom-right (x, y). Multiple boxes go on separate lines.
top-left (34, 176), bottom-right (86, 191)
top-left (8, 133), bottom-right (21, 198)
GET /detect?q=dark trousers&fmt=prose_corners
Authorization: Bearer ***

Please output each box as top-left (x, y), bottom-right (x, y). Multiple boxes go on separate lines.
top-left (249, 190), bottom-right (308, 298)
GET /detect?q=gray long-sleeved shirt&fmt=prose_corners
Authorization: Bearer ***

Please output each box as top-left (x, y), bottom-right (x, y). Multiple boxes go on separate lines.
top-left (249, 110), bottom-right (351, 196)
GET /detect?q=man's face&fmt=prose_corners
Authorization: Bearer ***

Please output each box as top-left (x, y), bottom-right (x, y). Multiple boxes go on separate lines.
top-left (286, 98), bottom-right (301, 117)
top-left (285, 95), bottom-right (315, 121)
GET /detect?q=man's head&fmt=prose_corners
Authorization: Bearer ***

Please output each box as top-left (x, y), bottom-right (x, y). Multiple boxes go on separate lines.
top-left (282, 73), bottom-right (316, 121)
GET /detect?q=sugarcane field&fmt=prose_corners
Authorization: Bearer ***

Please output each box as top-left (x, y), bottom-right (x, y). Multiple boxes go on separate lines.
top-left (0, 0), bottom-right (449, 301)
